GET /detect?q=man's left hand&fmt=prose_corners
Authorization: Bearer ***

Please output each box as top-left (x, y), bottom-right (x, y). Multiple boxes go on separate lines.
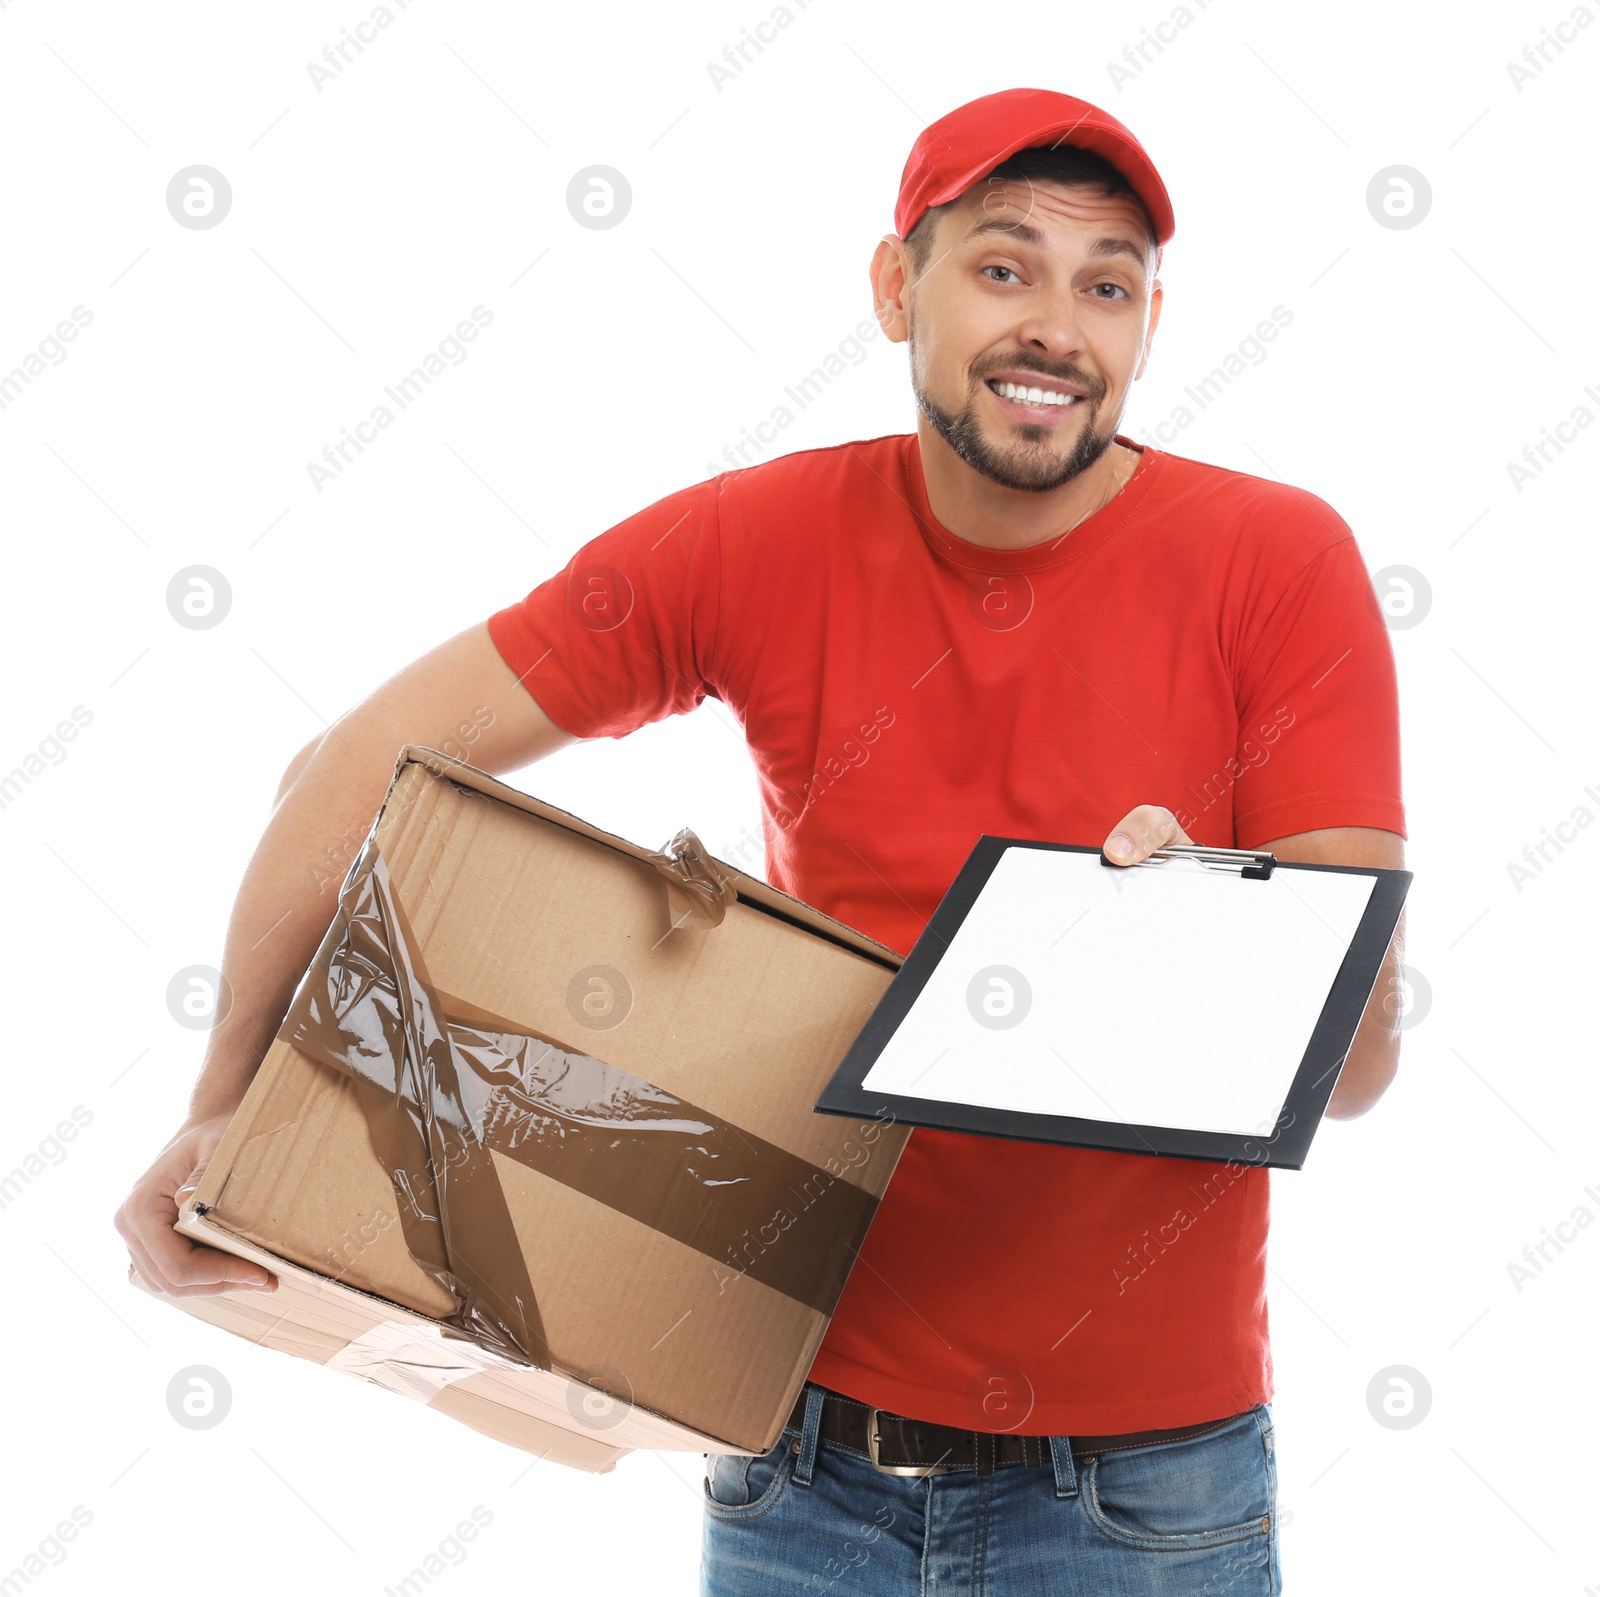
top-left (1101, 804), bottom-right (1193, 865)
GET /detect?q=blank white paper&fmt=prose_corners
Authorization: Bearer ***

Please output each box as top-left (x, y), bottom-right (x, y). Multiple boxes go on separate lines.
top-left (859, 847), bottom-right (1378, 1137)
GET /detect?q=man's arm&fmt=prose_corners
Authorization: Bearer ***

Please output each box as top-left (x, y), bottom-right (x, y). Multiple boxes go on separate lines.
top-left (1254, 824), bottom-right (1405, 1119)
top-left (114, 621), bottom-right (575, 1297)
top-left (1102, 807), bottom-right (1406, 1121)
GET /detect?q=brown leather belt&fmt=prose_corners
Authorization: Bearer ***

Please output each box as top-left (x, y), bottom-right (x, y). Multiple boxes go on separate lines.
top-left (786, 1384), bottom-right (1247, 1477)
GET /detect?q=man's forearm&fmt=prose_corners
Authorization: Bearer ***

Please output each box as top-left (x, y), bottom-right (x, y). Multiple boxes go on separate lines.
top-left (180, 723), bottom-right (405, 1129)
top-left (1323, 904), bottom-right (1405, 1120)
top-left (175, 628), bottom-right (583, 1129)
top-left (116, 623), bottom-right (576, 1294)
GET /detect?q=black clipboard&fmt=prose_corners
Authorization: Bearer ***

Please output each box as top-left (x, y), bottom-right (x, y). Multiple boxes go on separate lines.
top-left (814, 836), bottom-right (1412, 1171)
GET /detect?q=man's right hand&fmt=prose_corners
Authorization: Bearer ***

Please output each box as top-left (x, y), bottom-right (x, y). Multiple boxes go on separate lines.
top-left (114, 1113), bottom-right (278, 1296)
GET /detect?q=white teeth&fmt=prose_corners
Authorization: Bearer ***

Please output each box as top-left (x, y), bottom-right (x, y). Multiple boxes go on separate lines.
top-left (992, 380), bottom-right (1077, 407)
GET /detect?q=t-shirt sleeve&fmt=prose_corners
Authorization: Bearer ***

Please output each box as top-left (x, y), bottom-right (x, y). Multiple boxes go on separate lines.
top-left (1229, 504), bottom-right (1407, 848)
top-left (485, 477), bottom-right (723, 739)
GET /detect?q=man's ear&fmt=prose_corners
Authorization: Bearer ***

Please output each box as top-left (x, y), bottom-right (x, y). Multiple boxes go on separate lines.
top-left (870, 235), bottom-right (913, 345)
top-left (1132, 279), bottom-right (1163, 382)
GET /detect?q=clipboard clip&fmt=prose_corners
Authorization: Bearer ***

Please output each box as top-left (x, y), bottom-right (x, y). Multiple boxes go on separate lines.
top-left (1100, 842), bottom-right (1277, 880)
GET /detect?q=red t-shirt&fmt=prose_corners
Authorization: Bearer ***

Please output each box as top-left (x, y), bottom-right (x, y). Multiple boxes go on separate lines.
top-left (486, 432), bottom-right (1405, 1436)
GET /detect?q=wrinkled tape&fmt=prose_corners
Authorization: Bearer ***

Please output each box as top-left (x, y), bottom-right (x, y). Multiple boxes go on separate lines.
top-left (281, 830), bottom-right (878, 1371)
top-left (325, 1318), bottom-right (519, 1403)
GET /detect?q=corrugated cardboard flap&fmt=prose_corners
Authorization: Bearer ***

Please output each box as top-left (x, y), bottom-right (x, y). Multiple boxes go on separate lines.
top-left (391, 744), bottom-right (904, 970)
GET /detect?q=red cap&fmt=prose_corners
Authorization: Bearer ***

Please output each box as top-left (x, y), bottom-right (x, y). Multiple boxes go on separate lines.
top-left (894, 87), bottom-right (1175, 253)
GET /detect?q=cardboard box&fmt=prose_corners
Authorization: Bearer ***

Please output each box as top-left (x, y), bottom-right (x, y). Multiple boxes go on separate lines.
top-left (137, 746), bottom-right (908, 1473)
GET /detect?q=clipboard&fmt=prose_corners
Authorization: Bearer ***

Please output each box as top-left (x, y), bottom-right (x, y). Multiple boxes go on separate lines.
top-left (814, 837), bottom-right (1412, 1171)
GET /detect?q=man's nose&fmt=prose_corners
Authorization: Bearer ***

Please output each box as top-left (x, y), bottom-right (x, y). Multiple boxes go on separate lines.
top-left (1011, 284), bottom-right (1087, 362)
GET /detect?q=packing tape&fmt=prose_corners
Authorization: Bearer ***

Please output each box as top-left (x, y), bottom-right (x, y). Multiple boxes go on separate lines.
top-left (650, 825), bottom-right (741, 930)
top-left (279, 830), bottom-right (878, 1372)
top-left (324, 1318), bottom-right (520, 1403)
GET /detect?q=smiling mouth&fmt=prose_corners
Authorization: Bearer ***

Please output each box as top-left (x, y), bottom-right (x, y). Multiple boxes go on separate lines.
top-left (985, 378), bottom-right (1085, 412)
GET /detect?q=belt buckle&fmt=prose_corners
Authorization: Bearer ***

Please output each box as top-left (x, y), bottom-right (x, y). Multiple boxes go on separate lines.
top-left (865, 1408), bottom-right (957, 1478)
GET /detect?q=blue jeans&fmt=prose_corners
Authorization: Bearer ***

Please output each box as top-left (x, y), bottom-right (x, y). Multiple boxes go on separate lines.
top-left (701, 1384), bottom-right (1280, 1595)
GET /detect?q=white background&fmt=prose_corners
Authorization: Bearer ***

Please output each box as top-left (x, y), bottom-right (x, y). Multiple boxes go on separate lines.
top-left (2, 0), bottom-right (1597, 1591)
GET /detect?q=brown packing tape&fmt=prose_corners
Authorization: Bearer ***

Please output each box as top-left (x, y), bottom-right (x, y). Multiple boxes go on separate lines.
top-left (650, 825), bottom-right (741, 930)
top-left (278, 829), bottom-right (880, 1372)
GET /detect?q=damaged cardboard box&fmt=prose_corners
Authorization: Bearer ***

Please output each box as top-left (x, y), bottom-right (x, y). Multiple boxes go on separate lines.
top-left (134, 745), bottom-right (908, 1473)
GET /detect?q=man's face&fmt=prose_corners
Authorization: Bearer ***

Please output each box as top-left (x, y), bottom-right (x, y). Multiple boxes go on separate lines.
top-left (901, 177), bottom-right (1160, 493)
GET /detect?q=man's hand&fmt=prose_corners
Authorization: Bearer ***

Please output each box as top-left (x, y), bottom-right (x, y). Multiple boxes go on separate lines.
top-left (114, 1113), bottom-right (277, 1296)
top-left (1101, 804), bottom-right (1193, 864)
top-left (1099, 805), bottom-right (1406, 1120)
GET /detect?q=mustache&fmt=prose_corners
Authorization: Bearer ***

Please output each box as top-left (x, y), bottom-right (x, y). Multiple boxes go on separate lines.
top-left (973, 359), bottom-right (1104, 400)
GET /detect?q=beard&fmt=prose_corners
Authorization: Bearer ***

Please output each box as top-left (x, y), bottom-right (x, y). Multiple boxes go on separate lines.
top-left (913, 359), bottom-right (1118, 494)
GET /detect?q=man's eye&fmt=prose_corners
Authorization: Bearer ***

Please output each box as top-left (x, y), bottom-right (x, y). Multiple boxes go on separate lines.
top-left (1092, 282), bottom-right (1129, 300)
top-left (981, 265), bottom-right (1020, 284)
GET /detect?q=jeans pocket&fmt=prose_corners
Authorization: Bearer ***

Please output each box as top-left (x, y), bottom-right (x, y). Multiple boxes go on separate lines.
top-left (1082, 1407), bottom-right (1275, 1551)
top-left (703, 1432), bottom-right (796, 1521)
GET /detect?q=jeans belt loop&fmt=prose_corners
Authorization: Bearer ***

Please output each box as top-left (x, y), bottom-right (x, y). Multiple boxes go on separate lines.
top-left (793, 1383), bottom-right (827, 1488)
top-left (1048, 1433), bottom-right (1080, 1499)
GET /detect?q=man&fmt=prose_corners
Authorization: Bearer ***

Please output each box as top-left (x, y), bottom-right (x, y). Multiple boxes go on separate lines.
top-left (116, 88), bottom-right (1405, 1594)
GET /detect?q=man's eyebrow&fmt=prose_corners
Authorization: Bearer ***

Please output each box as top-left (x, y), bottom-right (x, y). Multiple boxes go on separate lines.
top-left (965, 217), bottom-right (1050, 249)
top-left (963, 216), bottom-right (1149, 268)
top-left (1087, 235), bottom-right (1151, 269)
